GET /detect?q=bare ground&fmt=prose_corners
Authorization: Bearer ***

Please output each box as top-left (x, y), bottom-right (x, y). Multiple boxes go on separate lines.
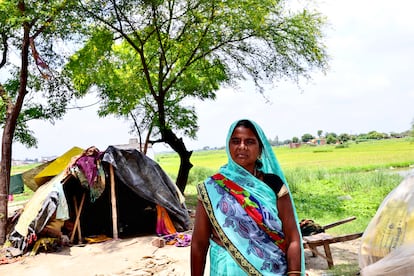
top-left (0, 234), bottom-right (361, 276)
top-left (2, 203), bottom-right (361, 275)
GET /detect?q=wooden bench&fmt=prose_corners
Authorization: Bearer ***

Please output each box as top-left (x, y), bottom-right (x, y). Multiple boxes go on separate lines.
top-left (302, 216), bottom-right (363, 268)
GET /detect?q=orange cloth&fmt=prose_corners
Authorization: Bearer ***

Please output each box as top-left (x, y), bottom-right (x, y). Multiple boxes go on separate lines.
top-left (156, 205), bottom-right (177, 236)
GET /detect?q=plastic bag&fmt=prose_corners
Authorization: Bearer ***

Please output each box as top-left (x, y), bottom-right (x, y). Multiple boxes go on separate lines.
top-left (359, 174), bottom-right (414, 275)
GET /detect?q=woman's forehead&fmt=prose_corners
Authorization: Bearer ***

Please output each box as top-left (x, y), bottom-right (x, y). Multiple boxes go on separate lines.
top-left (231, 126), bottom-right (258, 138)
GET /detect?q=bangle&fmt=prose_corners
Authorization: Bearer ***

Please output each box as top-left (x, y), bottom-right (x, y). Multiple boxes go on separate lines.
top-left (287, 271), bottom-right (301, 275)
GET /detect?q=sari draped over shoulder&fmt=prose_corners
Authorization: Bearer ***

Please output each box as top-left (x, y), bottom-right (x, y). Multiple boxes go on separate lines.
top-left (198, 119), bottom-right (305, 276)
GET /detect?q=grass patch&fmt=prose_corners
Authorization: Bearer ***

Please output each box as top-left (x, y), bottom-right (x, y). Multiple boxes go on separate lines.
top-left (288, 169), bottom-right (402, 234)
top-left (11, 138), bottom-right (414, 237)
top-left (329, 263), bottom-right (360, 276)
top-left (159, 138), bottom-right (414, 235)
top-left (11, 163), bottom-right (40, 175)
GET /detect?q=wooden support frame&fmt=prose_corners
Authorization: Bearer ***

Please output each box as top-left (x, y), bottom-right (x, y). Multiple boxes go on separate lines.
top-left (70, 192), bottom-right (86, 244)
top-left (303, 232), bottom-right (363, 268)
top-left (302, 216), bottom-right (363, 268)
top-left (66, 164), bottom-right (119, 243)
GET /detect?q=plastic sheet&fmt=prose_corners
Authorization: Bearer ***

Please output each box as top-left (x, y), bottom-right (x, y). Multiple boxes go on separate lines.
top-left (102, 146), bottom-right (191, 232)
top-left (359, 174), bottom-right (414, 275)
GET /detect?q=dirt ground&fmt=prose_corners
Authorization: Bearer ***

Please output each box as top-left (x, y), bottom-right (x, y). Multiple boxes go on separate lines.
top-left (0, 233), bottom-right (361, 276)
top-left (1, 202), bottom-right (361, 275)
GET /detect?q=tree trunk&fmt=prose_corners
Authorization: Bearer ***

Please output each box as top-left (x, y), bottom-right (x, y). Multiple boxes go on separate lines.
top-left (0, 21), bottom-right (31, 244)
top-left (176, 149), bottom-right (193, 194)
top-left (162, 129), bottom-right (193, 193)
top-left (0, 121), bottom-right (13, 245)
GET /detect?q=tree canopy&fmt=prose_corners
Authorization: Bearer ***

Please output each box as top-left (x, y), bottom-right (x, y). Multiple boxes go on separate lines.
top-left (65, 0), bottom-right (329, 192)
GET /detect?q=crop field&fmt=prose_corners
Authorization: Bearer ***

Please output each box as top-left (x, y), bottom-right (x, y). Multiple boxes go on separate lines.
top-left (10, 138), bottom-right (414, 235)
top-left (157, 138), bottom-right (414, 234)
top-left (157, 138), bottom-right (414, 174)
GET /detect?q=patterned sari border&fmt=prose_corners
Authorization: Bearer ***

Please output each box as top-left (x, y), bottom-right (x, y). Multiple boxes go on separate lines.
top-left (197, 181), bottom-right (261, 276)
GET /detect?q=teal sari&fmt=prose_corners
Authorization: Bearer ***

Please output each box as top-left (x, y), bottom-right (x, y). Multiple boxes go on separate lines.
top-left (198, 119), bottom-right (305, 275)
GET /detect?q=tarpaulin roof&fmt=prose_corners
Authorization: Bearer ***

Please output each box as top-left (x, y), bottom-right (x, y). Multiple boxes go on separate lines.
top-left (102, 146), bottom-right (190, 232)
top-left (34, 146), bottom-right (84, 186)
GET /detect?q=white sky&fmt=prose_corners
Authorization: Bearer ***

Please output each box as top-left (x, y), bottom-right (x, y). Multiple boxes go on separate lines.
top-left (11, 0), bottom-right (414, 160)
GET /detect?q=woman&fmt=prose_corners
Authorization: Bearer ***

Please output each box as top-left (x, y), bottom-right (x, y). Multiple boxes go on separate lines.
top-left (191, 119), bottom-right (305, 276)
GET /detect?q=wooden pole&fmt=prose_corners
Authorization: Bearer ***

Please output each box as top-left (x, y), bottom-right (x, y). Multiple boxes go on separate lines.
top-left (70, 192), bottom-right (85, 243)
top-left (109, 164), bottom-right (118, 239)
top-left (73, 196), bottom-right (83, 243)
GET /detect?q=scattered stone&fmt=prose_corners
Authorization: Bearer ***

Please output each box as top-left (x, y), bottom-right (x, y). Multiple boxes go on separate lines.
top-left (151, 238), bottom-right (165, 248)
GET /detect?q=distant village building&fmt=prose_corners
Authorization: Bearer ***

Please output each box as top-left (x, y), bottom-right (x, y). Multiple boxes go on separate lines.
top-left (11, 158), bottom-right (40, 166)
top-left (310, 138), bottom-right (327, 145)
top-left (289, 138), bottom-right (327, 149)
top-left (289, 142), bottom-right (301, 149)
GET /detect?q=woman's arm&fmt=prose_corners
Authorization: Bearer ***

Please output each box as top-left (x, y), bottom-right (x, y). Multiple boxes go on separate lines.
top-left (278, 194), bottom-right (303, 275)
top-left (191, 200), bottom-right (212, 276)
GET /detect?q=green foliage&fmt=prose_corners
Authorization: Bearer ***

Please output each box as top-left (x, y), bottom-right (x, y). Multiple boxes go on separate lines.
top-left (290, 169), bottom-right (402, 233)
top-left (301, 133), bottom-right (314, 143)
top-left (0, 0), bottom-right (85, 149)
top-left (66, 29), bottom-right (115, 95)
top-left (186, 166), bottom-right (216, 186)
top-left (338, 133), bottom-right (351, 142)
top-left (326, 134), bottom-right (337, 144)
top-left (66, 0), bottom-right (328, 147)
top-left (1, 1), bottom-right (88, 242)
top-left (184, 166), bottom-right (216, 207)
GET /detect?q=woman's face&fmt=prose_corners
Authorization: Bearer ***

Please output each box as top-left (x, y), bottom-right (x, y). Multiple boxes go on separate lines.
top-left (229, 126), bottom-right (261, 173)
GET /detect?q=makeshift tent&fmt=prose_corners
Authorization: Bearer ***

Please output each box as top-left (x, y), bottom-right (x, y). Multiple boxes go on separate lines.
top-left (7, 146), bottom-right (191, 255)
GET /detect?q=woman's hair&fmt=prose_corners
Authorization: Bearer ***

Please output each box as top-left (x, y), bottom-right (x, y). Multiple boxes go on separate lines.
top-left (234, 119), bottom-right (263, 150)
top-left (234, 119), bottom-right (264, 169)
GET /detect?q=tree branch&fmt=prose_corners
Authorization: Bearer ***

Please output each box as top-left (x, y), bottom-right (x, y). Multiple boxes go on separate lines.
top-left (80, 2), bottom-right (159, 100)
top-left (0, 32), bottom-right (8, 68)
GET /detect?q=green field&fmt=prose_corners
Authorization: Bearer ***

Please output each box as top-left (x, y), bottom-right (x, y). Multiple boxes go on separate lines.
top-left (157, 138), bottom-right (414, 234)
top-left (157, 138), bottom-right (414, 173)
top-left (12, 138), bottom-right (414, 235)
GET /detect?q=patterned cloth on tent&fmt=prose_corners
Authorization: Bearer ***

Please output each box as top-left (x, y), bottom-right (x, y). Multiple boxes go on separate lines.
top-left (156, 205), bottom-right (191, 247)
